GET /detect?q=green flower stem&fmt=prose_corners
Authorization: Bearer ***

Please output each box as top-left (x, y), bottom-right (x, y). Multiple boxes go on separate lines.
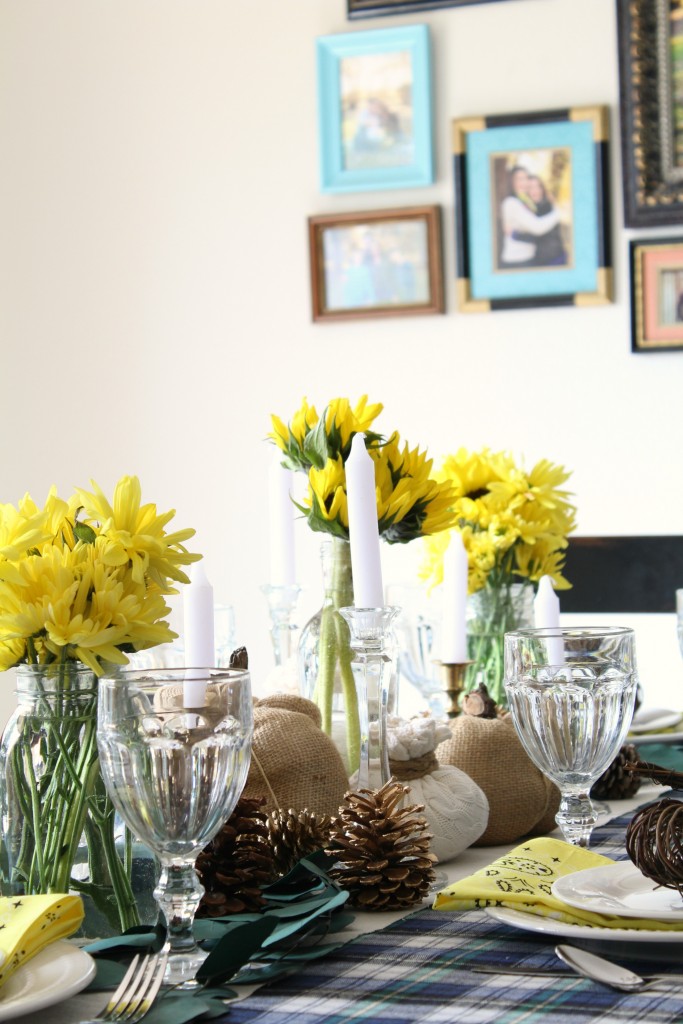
top-left (317, 605), bottom-right (337, 735)
top-left (312, 537), bottom-right (360, 775)
top-left (465, 578), bottom-right (534, 706)
top-left (334, 615), bottom-right (360, 771)
top-left (2, 663), bottom-right (141, 934)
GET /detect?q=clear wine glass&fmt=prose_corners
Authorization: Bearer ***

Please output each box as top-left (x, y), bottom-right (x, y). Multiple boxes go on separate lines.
top-left (97, 666), bottom-right (253, 988)
top-left (504, 627), bottom-right (637, 847)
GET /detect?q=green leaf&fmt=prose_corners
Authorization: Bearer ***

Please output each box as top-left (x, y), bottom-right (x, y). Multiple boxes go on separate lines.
top-left (74, 521), bottom-right (97, 544)
top-left (195, 916), bottom-right (278, 986)
top-left (302, 414), bottom-right (330, 469)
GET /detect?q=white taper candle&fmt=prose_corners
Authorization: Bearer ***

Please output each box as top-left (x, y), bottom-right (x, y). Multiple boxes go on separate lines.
top-left (345, 433), bottom-right (384, 608)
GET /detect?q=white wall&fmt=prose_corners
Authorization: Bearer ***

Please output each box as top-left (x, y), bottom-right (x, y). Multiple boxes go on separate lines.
top-left (1, 0), bottom-right (682, 725)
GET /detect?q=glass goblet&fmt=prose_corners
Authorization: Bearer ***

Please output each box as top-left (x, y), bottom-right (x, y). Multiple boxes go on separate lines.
top-left (97, 666), bottom-right (253, 987)
top-left (504, 627), bottom-right (637, 847)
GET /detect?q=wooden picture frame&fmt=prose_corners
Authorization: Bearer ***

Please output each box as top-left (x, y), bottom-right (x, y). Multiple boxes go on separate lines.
top-left (308, 205), bottom-right (444, 321)
top-left (630, 236), bottom-right (683, 352)
top-left (348, 0), bottom-right (513, 16)
top-left (453, 105), bottom-right (612, 312)
top-left (617, 0), bottom-right (683, 227)
top-left (316, 25), bottom-right (433, 193)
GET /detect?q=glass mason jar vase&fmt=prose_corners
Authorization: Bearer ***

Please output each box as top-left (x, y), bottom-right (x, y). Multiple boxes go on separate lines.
top-left (298, 536), bottom-right (359, 777)
top-left (0, 662), bottom-right (156, 936)
top-left (465, 580), bottom-right (535, 707)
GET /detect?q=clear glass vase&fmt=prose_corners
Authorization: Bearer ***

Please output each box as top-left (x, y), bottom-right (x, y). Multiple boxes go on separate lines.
top-left (0, 662), bottom-right (156, 936)
top-left (465, 581), bottom-right (535, 707)
top-left (298, 536), bottom-right (359, 776)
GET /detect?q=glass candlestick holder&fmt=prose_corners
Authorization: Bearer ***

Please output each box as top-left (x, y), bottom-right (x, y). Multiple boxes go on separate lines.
top-left (339, 606), bottom-right (400, 791)
top-left (261, 584), bottom-right (301, 666)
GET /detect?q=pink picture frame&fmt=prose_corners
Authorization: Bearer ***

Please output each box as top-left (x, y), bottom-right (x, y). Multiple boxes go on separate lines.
top-left (631, 237), bottom-right (683, 352)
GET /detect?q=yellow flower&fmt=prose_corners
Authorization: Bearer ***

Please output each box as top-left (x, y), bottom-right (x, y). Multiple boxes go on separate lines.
top-left (421, 448), bottom-right (576, 593)
top-left (269, 395), bottom-right (383, 472)
top-left (0, 475), bottom-right (197, 673)
top-left (75, 475), bottom-right (200, 590)
top-left (305, 457), bottom-right (349, 536)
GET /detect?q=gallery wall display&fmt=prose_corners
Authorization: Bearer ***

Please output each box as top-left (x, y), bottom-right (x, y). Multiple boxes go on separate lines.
top-left (617, 0), bottom-right (683, 227)
top-left (316, 25), bottom-right (433, 193)
top-left (348, 0), bottom-right (513, 17)
top-left (630, 236), bottom-right (683, 352)
top-left (308, 205), bottom-right (444, 321)
top-left (452, 105), bottom-right (612, 312)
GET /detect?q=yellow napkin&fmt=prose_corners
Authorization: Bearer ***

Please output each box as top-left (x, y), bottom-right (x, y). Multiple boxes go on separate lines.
top-left (0, 894), bottom-right (84, 987)
top-left (433, 837), bottom-right (683, 931)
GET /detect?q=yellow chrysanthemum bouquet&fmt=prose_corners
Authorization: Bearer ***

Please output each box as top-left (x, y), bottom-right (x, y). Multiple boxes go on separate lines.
top-left (422, 448), bottom-right (576, 704)
top-left (0, 476), bottom-right (199, 932)
top-left (270, 396), bottom-right (456, 771)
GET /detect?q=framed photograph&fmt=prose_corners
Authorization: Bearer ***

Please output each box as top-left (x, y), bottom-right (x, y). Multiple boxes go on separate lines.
top-left (630, 236), bottom-right (683, 352)
top-left (453, 106), bottom-right (612, 312)
top-left (308, 205), bottom-right (444, 321)
top-left (348, 0), bottom-right (513, 16)
top-left (617, 0), bottom-right (683, 227)
top-left (316, 25), bottom-right (433, 193)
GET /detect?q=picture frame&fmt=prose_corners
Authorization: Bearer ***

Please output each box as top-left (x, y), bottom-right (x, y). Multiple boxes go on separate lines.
top-left (630, 236), bottom-right (683, 352)
top-left (308, 205), bottom-right (444, 321)
top-left (348, 0), bottom-right (512, 16)
top-left (316, 25), bottom-right (433, 193)
top-left (452, 105), bottom-right (612, 312)
top-left (617, 0), bottom-right (683, 227)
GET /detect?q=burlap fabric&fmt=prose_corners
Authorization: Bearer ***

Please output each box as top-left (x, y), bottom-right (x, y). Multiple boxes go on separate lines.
top-left (242, 694), bottom-right (349, 817)
top-left (436, 714), bottom-right (560, 846)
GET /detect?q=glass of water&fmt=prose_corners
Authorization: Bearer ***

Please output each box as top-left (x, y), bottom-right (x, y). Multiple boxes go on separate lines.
top-left (504, 627), bottom-right (637, 847)
top-left (97, 666), bottom-right (253, 987)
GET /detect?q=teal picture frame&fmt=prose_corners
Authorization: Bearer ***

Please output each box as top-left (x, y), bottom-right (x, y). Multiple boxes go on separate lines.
top-left (316, 25), bottom-right (433, 194)
top-left (453, 106), bottom-right (612, 311)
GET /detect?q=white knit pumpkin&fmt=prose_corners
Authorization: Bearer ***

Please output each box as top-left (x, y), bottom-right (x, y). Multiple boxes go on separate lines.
top-left (350, 715), bottom-right (489, 863)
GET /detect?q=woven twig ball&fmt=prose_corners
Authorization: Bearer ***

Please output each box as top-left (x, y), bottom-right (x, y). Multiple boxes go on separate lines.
top-left (625, 798), bottom-right (683, 895)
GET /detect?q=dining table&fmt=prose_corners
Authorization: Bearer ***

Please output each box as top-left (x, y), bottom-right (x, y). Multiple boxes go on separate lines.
top-left (15, 781), bottom-right (683, 1024)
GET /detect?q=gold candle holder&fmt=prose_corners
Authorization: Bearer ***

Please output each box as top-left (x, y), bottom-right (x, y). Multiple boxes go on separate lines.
top-left (436, 661), bottom-right (474, 718)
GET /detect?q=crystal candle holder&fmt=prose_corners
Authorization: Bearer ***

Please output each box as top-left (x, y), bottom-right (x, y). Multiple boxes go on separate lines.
top-left (339, 606), bottom-right (400, 791)
top-left (261, 583), bottom-right (301, 666)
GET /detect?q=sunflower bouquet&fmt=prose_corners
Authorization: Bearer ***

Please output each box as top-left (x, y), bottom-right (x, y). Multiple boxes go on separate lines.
top-left (0, 476), bottom-right (199, 932)
top-left (270, 396), bottom-right (456, 771)
top-left (422, 448), bottom-right (576, 704)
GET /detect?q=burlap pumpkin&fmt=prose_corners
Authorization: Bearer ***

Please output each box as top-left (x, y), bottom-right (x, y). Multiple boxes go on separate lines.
top-left (241, 694), bottom-right (348, 817)
top-left (436, 714), bottom-right (560, 846)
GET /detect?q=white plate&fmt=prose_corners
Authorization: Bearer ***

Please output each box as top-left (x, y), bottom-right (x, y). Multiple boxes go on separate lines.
top-left (552, 862), bottom-right (683, 922)
top-left (0, 940), bottom-right (95, 1021)
top-left (485, 906), bottom-right (683, 945)
top-left (630, 709), bottom-right (683, 734)
top-left (627, 730), bottom-right (683, 746)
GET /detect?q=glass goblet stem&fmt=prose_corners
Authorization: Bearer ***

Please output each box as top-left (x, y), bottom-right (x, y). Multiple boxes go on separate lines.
top-left (556, 788), bottom-right (598, 847)
top-left (155, 859), bottom-right (206, 987)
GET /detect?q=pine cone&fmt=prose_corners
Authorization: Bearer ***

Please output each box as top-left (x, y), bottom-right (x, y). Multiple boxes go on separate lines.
top-left (327, 781), bottom-right (436, 911)
top-left (591, 743), bottom-right (642, 800)
top-left (267, 808), bottom-right (332, 876)
top-left (196, 796), bottom-right (276, 916)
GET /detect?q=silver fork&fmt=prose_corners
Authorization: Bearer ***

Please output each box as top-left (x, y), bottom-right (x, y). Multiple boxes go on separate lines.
top-left (79, 952), bottom-right (168, 1024)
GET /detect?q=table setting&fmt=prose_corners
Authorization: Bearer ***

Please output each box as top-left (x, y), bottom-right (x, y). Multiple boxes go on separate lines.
top-left (0, 395), bottom-right (681, 1022)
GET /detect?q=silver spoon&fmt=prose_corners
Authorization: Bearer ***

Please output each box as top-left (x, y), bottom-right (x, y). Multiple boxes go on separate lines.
top-left (555, 944), bottom-right (678, 992)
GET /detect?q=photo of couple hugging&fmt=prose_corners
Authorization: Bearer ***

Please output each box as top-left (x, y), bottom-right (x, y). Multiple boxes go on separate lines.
top-left (494, 148), bottom-right (572, 272)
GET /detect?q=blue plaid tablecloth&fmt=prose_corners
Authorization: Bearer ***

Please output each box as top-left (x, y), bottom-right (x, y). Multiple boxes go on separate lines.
top-left (226, 805), bottom-right (683, 1024)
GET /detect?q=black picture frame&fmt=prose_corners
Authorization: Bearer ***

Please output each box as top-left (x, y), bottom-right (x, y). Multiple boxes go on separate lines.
top-left (453, 106), bottom-right (612, 312)
top-left (348, 0), bottom-right (511, 17)
top-left (617, 0), bottom-right (683, 227)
